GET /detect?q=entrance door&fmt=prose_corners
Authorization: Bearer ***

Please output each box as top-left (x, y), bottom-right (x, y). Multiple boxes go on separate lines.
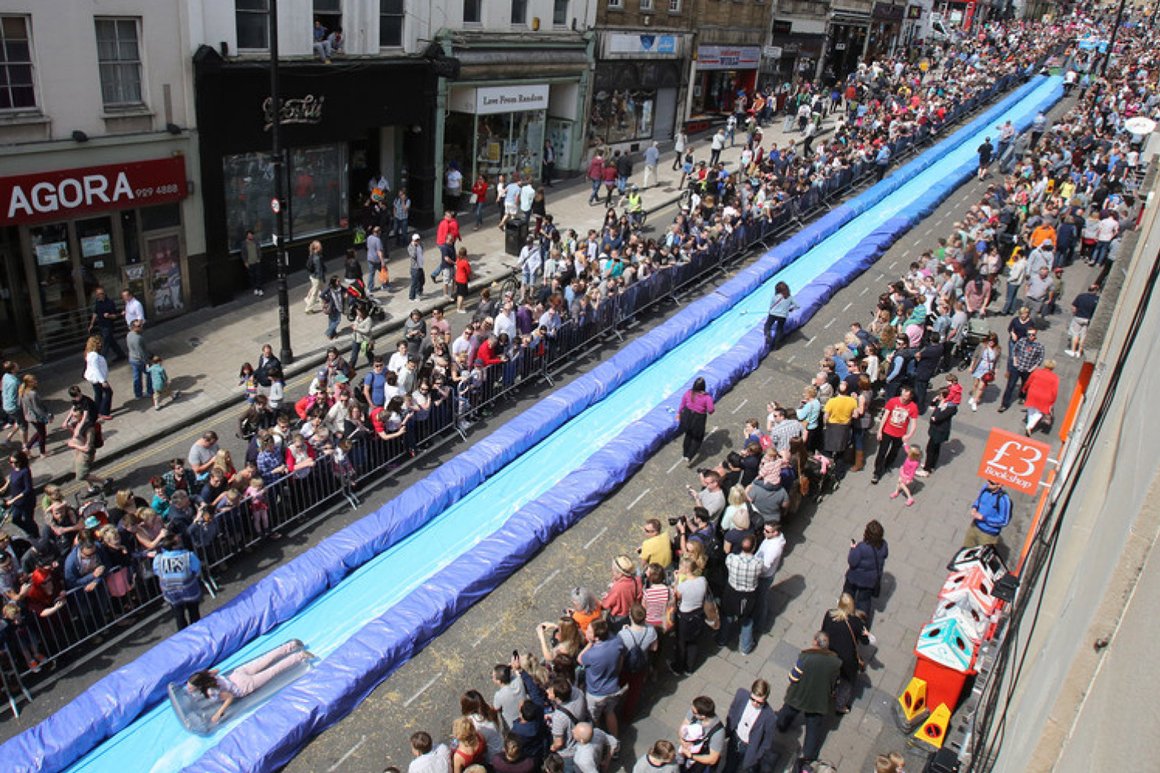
top-left (0, 230), bottom-right (32, 354)
top-left (654, 87), bottom-right (677, 144)
top-left (144, 231), bottom-right (185, 317)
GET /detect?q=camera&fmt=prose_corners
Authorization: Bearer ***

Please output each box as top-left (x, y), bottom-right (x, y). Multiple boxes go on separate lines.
top-left (668, 515), bottom-right (687, 527)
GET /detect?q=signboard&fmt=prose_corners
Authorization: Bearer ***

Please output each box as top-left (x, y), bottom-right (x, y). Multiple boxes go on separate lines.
top-left (907, 5), bottom-right (923, 19)
top-left (696, 45), bottom-right (762, 70)
top-left (606, 33), bottom-right (679, 57)
top-left (977, 428), bottom-right (1052, 495)
top-left (451, 84), bottom-right (550, 115)
top-left (0, 157), bottom-right (188, 227)
top-left (873, 2), bottom-right (906, 22)
top-left (963, 0), bottom-right (976, 30)
top-left (763, 46), bottom-right (783, 60)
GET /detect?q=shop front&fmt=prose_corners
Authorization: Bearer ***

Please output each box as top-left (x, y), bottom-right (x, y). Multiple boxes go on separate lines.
top-left (691, 45), bottom-right (762, 118)
top-left (0, 157), bottom-right (190, 358)
top-left (193, 46), bottom-right (436, 305)
top-left (767, 19), bottom-right (828, 86)
top-left (590, 32), bottom-right (688, 152)
top-left (827, 11), bottom-right (871, 79)
top-left (867, 2), bottom-right (906, 61)
top-left (446, 84), bottom-right (551, 188)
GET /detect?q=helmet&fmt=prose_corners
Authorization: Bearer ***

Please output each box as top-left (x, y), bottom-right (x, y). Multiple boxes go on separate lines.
top-left (631, 185), bottom-right (639, 192)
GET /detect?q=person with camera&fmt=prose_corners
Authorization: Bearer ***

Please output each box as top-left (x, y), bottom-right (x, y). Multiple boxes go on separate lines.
top-left (686, 469), bottom-right (726, 523)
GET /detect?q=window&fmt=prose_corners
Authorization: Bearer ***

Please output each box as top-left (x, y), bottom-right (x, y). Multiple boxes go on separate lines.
top-left (0, 16), bottom-right (35, 110)
top-left (313, 0), bottom-right (342, 42)
top-left (511, 0), bottom-right (527, 24)
top-left (668, 0), bottom-right (681, 11)
top-left (464, 0), bottom-right (481, 24)
top-left (607, 0), bottom-right (623, 9)
top-left (379, 0), bottom-right (404, 46)
top-left (640, 0), bottom-right (653, 10)
top-left (553, 0), bottom-right (569, 25)
top-left (236, 0), bottom-right (269, 50)
top-left (95, 18), bottom-right (143, 108)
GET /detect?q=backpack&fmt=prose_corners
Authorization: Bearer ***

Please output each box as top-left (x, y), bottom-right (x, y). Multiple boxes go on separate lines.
top-left (623, 629), bottom-right (648, 674)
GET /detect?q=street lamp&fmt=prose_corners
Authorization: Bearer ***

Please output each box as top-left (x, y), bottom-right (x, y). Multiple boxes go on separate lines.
top-left (1101, 0), bottom-right (1127, 78)
top-left (269, 0), bottom-right (294, 366)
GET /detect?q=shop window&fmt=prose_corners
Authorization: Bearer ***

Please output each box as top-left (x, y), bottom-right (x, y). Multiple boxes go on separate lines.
top-left (223, 144), bottom-right (348, 251)
top-left (236, 0), bottom-right (270, 51)
top-left (511, 0), bottom-right (528, 25)
top-left (589, 88), bottom-right (655, 145)
top-left (553, 0), bottom-right (569, 26)
top-left (30, 223), bottom-right (73, 316)
top-left (0, 16), bottom-right (35, 110)
top-left (77, 216), bottom-right (118, 301)
top-left (95, 18), bottom-right (143, 108)
top-left (380, 0), bottom-right (404, 47)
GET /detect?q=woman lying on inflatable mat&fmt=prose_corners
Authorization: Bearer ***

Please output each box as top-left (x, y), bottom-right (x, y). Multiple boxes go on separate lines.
top-left (185, 639), bottom-right (315, 725)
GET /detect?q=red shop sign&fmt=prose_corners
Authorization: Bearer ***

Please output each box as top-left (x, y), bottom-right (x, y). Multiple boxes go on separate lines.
top-left (0, 156), bottom-right (188, 227)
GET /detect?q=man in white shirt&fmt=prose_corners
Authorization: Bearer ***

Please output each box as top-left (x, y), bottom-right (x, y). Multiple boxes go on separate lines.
top-left (122, 289), bottom-right (145, 329)
top-left (753, 522), bottom-right (786, 637)
top-left (709, 129), bottom-right (725, 166)
top-left (494, 300), bottom-right (517, 341)
top-left (407, 731), bottom-right (451, 773)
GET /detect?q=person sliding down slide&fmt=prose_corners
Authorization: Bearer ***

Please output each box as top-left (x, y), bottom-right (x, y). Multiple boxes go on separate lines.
top-left (186, 640), bottom-right (315, 725)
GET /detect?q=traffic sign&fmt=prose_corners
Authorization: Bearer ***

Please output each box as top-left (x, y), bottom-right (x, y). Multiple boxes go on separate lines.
top-left (271, 198), bottom-right (282, 214)
top-left (977, 428), bottom-right (1051, 495)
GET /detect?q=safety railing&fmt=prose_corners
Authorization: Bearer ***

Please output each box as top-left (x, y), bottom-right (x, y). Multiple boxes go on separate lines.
top-left (3, 56), bottom-right (1058, 694)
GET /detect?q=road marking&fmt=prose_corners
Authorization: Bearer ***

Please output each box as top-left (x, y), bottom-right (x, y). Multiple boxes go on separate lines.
top-left (823, 317), bottom-right (836, 329)
top-left (841, 302), bottom-right (852, 312)
top-left (786, 354), bottom-right (796, 364)
top-left (760, 375), bottom-right (774, 387)
top-left (805, 335), bottom-right (816, 347)
top-left (404, 673), bottom-right (443, 707)
top-left (471, 620), bottom-right (502, 648)
top-left (901, 250), bottom-right (911, 257)
top-left (328, 735), bottom-right (368, 772)
top-left (860, 287), bottom-right (870, 296)
top-left (888, 260), bottom-right (898, 270)
top-left (583, 527), bottom-right (609, 549)
top-left (876, 273), bottom-right (886, 281)
top-left (924, 227), bottom-right (934, 236)
top-left (533, 569), bottom-right (561, 594)
top-left (730, 398), bottom-right (749, 414)
top-left (627, 488), bottom-right (651, 510)
top-left (666, 458), bottom-right (684, 473)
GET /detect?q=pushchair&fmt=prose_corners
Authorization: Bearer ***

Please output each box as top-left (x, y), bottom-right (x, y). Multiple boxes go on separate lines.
top-left (955, 319), bottom-right (991, 371)
top-left (342, 277), bottom-right (387, 322)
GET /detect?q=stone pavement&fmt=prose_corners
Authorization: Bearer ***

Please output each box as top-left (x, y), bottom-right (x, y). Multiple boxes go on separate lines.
top-left (15, 114), bottom-right (831, 495)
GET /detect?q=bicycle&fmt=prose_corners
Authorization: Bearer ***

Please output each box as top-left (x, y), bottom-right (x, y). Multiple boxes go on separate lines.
top-left (495, 263), bottom-right (524, 304)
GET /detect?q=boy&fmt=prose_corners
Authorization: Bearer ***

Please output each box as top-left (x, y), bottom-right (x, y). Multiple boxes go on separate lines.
top-left (147, 355), bottom-right (179, 410)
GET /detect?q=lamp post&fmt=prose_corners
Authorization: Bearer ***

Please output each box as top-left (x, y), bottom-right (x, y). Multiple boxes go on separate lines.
top-left (1100, 0), bottom-right (1127, 78)
top-left (269, 0), bottom-right (294, 366)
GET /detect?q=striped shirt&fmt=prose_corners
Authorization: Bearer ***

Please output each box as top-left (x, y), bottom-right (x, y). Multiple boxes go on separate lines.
top-left (642, 584), bottom-right (671, 627)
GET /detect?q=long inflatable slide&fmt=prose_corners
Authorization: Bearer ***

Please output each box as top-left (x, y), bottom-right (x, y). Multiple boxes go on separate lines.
top-left (2, 75), bottom-right (1062, 773)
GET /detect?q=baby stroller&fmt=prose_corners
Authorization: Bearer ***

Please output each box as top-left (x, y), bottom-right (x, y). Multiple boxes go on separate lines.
top-left (803, 452), bottom-right (841, 504)
top-left (343, 277), bottom-right (387, 323)
top-left (955, 319), bottom-right (991, 371)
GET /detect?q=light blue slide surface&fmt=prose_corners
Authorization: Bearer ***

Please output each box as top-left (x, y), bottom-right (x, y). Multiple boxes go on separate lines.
top-left (60, 75), bottom-right (1060, 773)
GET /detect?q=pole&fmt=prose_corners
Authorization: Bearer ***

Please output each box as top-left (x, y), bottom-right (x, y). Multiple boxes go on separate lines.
top-left (1101, 0), bottom-right (1127, 78)
top-left (269, 0), bottom-right (293, 366)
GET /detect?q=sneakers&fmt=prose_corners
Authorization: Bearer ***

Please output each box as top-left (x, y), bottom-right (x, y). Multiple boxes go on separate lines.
top-left (906, 498), bottom-right (915, 507)
top-left (889, 491), bottom-right (900, 499)
top-left (870, 475), bottom-right (880, 485)
top-left (915, 469), bottom-right (931, 478)
top-left (969, 398), bottom-right (978, 412)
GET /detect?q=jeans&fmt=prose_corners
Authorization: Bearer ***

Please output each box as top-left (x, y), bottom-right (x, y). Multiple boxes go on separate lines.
top-left (672, 609), bottom-right (704, 673)
top-left (98, 328), bottom-right (125, 361)
top-left (473, 201), bottom-right (485, 227)
top-left (763, 314), bottom-right (787, 349)
top-left (775, 705), bottom-right (828, 762)
top-left (325, 310), bottom-right (341, 339)
top-left (1001, 281), bottom-right (1022, 315)
top-left (752, 573), bottom-right (775, 639)
top-left (842, 580), bottom-right (874, 618)
top-left (1001, 369), bottom-right (1029, 408)
top-left (409, 267), bottom-right (425, 300)
top-left (394, 217), bottom-right (408, 246)
top-left (350, 340), bottom-right (363, 371)
top-left (130, 359), bottom-right (152, 399)
top-left (91, 381), bottom-right (112, 417)
top-left (924, 437), bottom-right (944, 472)
top-left (1091, 239), bottom-right (1112, 266)
top-left (872, 433), bottom-right (905, 479)
top-left (246, 262), bottom-right (263, 292)
top-left (589, 178), bottom-right (601, 202)
top-left (367, 262), bottom-right (382, 292)
top-left (10, 507), bottom-right (37, 540)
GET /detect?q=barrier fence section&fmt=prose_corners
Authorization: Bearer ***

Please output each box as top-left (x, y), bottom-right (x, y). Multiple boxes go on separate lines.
top-left (0, 62), bottom-right (1048, 693)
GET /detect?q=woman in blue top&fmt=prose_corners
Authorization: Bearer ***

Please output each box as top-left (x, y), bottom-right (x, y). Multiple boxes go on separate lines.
top-left (1, 450), bottom-right (36, 538)
top-left (763, 282), bottom-right (798, 350)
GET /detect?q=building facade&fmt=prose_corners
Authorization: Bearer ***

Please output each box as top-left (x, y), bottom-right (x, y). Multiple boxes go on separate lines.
top-left (0, 0), bottom-right (200, 359)
top-left (686, 0), bottom-right (775, 123)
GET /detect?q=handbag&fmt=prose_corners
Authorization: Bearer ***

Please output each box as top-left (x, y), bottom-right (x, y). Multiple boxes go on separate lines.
top-left (662, 593), bottom-right (677, 633)
top-left (982, 370), bottom-right (995, 384)
top-left (702, 592), bottom-right (720, 631)
top-left (797, 457), bottom-right (810, 496)
top-left (377, 265), bottom-right (390, 285)
top-left (468, 192), bottom-right (479, 205)
top-left (845, 617), bottom-right (867, 671)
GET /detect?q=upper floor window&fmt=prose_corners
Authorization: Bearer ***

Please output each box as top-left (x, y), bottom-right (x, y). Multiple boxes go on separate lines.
top-left (95, 18), bottom-right (143, 108)
top-left (0, 16), bottom-right (35, 110)
top-left (607, 0), bottom-right (623, 9)
top-left (668, 0), bottom-right (681, 11)
top-left (640, 0), bottom-right (654, 10)
top-left (553, 0), bottom-right (569, 26)
top-left (464, 0), bottom-right (482, 24)
top-left (380, 0), bottom-right (404, 47)
top-left (314, 0), bottom-right (342, 43)
top-left (511, 0), bottom-right (527, 25)
top-left (236, 0), bottom-right (269, 50)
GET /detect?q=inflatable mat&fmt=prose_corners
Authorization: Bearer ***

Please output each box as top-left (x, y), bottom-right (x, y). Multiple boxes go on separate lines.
top-left (166, 640), bottom-right (314, 736)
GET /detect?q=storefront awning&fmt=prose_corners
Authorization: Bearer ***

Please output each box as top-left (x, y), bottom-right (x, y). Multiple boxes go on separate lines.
top-left (454, 49), bottom-right (589, 80)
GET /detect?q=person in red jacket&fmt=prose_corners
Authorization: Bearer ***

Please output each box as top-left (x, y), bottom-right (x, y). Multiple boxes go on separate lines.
top-left (1021, 359), bottom-right (1059, 436)
top-left (435, 210), bottom-right (461, 288)
top-left (454, 247), bottom-right (472, 314)
top-left (474, 334), bottom-right (507, 368)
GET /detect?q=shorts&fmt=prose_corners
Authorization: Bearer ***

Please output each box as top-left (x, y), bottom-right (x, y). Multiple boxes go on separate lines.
top-left (75, 449), bottom-right (95, 480)
top-left (504, 202), bottom-right (519, 216)
top-left (1, 408), bottom-right (21, 427)
top-left (586, 690), bottom-right (621, 724)
top-left (455, 281), bottom-right (468, 297)
top-left (1068, 317), bottom-right (1089, 339)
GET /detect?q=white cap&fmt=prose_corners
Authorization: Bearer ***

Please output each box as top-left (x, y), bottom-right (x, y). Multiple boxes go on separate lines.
top-left (411, 233), bottom-right (420, 241)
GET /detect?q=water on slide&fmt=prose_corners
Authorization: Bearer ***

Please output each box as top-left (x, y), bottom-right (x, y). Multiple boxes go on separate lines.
top-left (67, 76), bottom-right (1060, 772)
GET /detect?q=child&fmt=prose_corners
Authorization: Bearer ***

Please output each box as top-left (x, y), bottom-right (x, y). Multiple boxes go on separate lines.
top-left (2, 602), bottom-right (47, 673)
top-left (742, 418), bottom-right (763, 448)
top-left (888, 751), bottom-right (907, 773)
top-left (238, 363), bottom-right (258, 403)
top-left (149, 475), bottom-right (171, 519)
top-left (331, 440), bottom-right (356, 486)
top-left (890, 445), bottom-right (922, 506)
top-left (944, 373), bottom-right (963, 405)
top-left (147, 355), bottom-right (178, 410)
top-left (267, 369), bottom-right (285, 411)
top-left (245, 476), bottom-right (280, 540)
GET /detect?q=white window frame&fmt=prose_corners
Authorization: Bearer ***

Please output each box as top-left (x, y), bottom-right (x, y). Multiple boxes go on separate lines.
top-left (0, 15), bottom-right (36, 112)
top-left (463, 0), bottom-right (482, 24)
top-left (667, 0), bottom-right (681, 12)
top-left (553, 0), bottom-right (570, 26)
top-left (608, 0), bottom-right (624, 10)
top-left (236, 0), bottom-right (270, 51)
top-left (379, 0), bottom-right (404, 48)
top-left (640, 0), bottom-right (654, 11)
top-left (95, 17), bottom-right (144, 109)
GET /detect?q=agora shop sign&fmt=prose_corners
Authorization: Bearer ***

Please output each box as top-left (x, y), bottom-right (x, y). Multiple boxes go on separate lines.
top-left (0, 156), bottom-right (188, 227)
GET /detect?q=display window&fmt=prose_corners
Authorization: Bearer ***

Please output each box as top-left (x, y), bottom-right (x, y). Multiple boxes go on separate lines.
top-left (589, 88), bottom-right (655, 145)
top-left (447, 110), bottom-right (545, 185)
